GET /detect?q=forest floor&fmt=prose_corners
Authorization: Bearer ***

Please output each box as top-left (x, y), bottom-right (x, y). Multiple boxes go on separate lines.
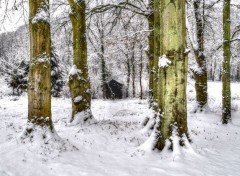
top-left (0, 80), bottom-right (240, 176)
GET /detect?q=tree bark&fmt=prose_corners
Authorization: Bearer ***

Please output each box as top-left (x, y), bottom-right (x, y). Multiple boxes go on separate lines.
top-left (68, 0), bottom-right (92, 123)
top-left (126, 59), bottom-right (131, 98)
top-left (100, 39), bottom-right (107, 99)
top-left (222, 0), bottom-right (231, 124)
top-left (139, 45), bottom-right (143, 100)
top-left (131, 53), bottom-right (136, 98)
top-left (153, 0), bottom-right (161, 108)
top-left (192, 0), bottom-right (208, 112)
top-left (155, 0), bottom-right (189, 150)
top-left (28, 0), bottom-right (52, 128)
top-left (147, 0), bottom-right (154, 104)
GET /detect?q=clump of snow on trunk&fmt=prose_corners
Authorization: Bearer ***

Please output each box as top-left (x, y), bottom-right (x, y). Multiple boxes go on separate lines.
top-left (68, 65), bottom-right (87, 81)
top-left (74, 96), bottom-right (83, 103)
top-left (158, 55), bottom-right (171, 68)
top-left (69, 65), bottom-right (82, 76)
top-left (32, 53), bottom-right (50, 64)
top-left (32, 6), bottom-right (50, 24)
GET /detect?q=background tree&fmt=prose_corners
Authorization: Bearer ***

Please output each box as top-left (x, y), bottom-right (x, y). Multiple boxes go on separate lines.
top-left (147, 0), bottom-right (154, 104)
top-left (222, 0), bottom-right (231, 124)
top-left (188, 0), bottom-right (208, 112)
top-left (5, 60), bottom-right (28, 95)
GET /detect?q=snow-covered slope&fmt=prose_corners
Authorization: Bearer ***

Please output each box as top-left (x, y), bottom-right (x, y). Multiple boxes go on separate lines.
top-left (0, 81), bottom-right (240, 176)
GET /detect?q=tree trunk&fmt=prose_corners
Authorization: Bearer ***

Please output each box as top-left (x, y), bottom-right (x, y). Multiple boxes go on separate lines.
top-left (153, 0), bottom-right (161, 108)
top-left (155, 0), bottom-right (189, 151)
top-left (100, 40), bottom-right (107, 99)
top-left (131, 54), bottom-right (136, 98)
top-left (192, 0), bottom-right (208, 112)
top-left (147, 0), bottom-right (154, 104)
top-left (28, 0), bottom-right (52, 128)
top-left (222, 0), bottom-right (231, 124)
top-left (68, 0), bottom-right (93, 124)
top-left (126, 59), bottom-right (131, 98)
top-left (139, 45), bottom-right (143, 100)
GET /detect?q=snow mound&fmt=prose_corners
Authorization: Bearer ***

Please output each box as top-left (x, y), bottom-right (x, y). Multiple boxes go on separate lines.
top-left (113, 109), bottom-right (138, 117)
top-left (20, 123), bottom-right (77, 157)
top-left (68, 110), bottom-right (97, 126)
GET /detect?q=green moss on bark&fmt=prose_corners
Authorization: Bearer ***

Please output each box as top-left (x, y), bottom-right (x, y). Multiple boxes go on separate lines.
top-left (68, 0), bottom-right (92, 121)
top-left (155, 0), bottom-right (189, 151)
top-left (28, 0), bottom-right (52, 128)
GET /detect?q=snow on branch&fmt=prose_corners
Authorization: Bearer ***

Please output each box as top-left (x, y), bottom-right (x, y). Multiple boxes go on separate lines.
top-left (32, 3), bottom-right (50, 24)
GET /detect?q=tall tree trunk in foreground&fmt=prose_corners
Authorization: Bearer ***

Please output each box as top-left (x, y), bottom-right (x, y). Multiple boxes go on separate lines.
top-left (68, 0), bottom-right (93, 124)
top-left (155, 0), bottom-right (189, 150)
top-left (28, 0), bottom-right (52, 128)
top-left (147, 0), bottom-right (154, 104)
top-left (222, 0), bottom-right (231, 124)
top-left (192, 0), bottom-right (208, 112)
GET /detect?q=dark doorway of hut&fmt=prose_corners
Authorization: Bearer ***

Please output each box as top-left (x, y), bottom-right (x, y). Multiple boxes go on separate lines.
top-left (104, 79), bottom-right (124, 99)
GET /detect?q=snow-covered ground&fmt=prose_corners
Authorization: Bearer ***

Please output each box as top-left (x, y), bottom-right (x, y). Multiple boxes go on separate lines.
top-left (0, 80), bottom-right (240, 176)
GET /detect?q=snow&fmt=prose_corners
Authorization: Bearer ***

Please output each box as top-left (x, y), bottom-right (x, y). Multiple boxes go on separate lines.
top-left (158, 55), bottom-right (171, 68)
top-left (69, 109), bottom-right (95, 126)
top-left (68, 65), bottom-right (87, 82)
top-left (0, 80), bottom-right (240, 175)
top-left (32, 7), bottom-right (50, 24)
top-left (69, 65), bottom-right (81, 75)
top-left (73, 96), bottom-right (83, 103)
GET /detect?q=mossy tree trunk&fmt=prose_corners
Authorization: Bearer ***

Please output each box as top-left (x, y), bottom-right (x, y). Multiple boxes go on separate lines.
top-left (155, 0), bottom-right (189, 150)
top-left (147, 0), bottom-right (154, 104)
top-left (152, 0), bottom-right (161, 111)
top-left (68, 0), bottom-right (92, 123)
top-left (192, 0), bottom-right (208, 112)
top-left (222, 0), bottom-right (231, 124)
top-left (28, 0), bottom-right (52, 128)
